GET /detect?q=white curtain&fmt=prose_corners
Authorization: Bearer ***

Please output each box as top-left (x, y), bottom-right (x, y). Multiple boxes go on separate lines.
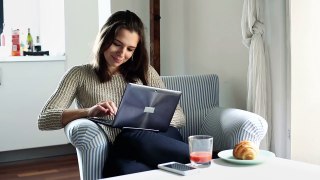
top-left (241, 0), bottom-right (272, 150)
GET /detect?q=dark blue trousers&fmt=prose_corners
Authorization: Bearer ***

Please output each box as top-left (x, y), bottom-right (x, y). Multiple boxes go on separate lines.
top-left (103, 126), bottom-right (189, 177)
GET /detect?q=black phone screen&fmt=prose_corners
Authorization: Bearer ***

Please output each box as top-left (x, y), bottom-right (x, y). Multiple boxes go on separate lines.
top-left (164, 163), bottom-right (196, 171)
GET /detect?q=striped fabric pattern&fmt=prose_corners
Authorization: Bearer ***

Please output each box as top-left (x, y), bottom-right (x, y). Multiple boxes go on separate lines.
top-left (201, 107), bottom-right (268, 151)
top-left (161, 74), bottom-right (219, 142)
top-left (162, 74), bottom-right (267, 150)
top-left (64, 119), bottom-right (109, 180)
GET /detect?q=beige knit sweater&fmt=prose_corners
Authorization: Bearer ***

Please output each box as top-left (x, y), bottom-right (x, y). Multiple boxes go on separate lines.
top-left (38, 64), bottom-right (186, 143)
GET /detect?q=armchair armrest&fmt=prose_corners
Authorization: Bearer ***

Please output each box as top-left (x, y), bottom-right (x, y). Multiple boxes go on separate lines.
top-left (64, 118), bottom-right (109, 180)
top-left (200, 107), bottom-right (267, 151)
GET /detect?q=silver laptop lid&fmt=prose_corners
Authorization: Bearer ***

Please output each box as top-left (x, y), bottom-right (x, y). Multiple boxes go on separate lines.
top-left (112, 83), bottom-right (182, 131)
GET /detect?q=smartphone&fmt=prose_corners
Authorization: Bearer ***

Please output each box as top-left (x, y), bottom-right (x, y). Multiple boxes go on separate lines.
top-left (157, 161), bottom-right (198, 176)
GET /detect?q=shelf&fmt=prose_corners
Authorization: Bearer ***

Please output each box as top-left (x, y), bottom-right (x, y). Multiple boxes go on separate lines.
top-left (0, 56), bottom-right (66, 62)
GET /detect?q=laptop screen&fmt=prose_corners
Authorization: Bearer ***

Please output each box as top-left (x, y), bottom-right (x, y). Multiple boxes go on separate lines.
top-left (112, 83), bottom-right (182, 131)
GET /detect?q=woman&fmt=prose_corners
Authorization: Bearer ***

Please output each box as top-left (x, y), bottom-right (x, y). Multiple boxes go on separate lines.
top-left (38, 10), bottom-right (189, 177)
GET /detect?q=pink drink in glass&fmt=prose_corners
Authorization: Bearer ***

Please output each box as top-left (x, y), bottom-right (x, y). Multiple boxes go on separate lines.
top-left (188, 135), bottom-right (213, 167)
top-left (190, 151), bottom-right (212, 164)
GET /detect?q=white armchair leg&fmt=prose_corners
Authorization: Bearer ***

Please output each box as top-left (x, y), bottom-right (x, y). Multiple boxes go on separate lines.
top-left (64, 119), bottom-right (109, 180)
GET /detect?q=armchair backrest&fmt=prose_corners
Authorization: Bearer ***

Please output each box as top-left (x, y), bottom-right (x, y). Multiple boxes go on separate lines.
top-left (161, 74), bottom-right (219, 142)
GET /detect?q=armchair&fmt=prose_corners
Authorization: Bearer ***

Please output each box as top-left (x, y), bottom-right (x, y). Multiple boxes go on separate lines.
top-left (64, 74), bottom-right (267, 180)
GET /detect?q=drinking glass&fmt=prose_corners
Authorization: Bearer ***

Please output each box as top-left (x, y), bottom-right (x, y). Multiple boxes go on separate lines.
top-left (188, 135), bottom-right (213, 167)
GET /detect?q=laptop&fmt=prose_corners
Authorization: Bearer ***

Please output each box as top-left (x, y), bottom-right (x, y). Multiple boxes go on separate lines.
top-left (89, 83), bottom-right (182, 132)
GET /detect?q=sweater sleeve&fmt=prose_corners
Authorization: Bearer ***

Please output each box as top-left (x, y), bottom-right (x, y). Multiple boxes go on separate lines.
top-left (38, 66), bottom-right (81, 130)
top-left (147, 65), bottom-right (186, 128)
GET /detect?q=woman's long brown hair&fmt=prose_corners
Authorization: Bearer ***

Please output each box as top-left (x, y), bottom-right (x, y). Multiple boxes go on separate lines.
top-left (92, 10), bottom-right (149, 85)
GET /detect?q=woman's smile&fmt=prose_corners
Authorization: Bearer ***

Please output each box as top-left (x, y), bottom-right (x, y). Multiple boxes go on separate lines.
top-left (111, 55), bottom-right (123, 63)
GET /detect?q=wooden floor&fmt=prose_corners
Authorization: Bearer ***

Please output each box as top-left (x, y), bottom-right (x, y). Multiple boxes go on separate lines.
top-left (0, 154), bottom-right (80, 180)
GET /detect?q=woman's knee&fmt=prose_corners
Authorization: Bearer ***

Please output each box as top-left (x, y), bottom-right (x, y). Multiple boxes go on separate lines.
top-left (159, 126), bottom-right (184, 141)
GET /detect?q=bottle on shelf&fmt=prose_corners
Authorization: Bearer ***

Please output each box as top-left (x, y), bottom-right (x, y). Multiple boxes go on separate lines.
top-left (26, 28), bottom-right (33, 52)
top-left (11, 29), bottom-right (21, 56)
top-left (34, 35), bottom-right (41, 52)
top-left (0, 24), bottom-right (12, 57)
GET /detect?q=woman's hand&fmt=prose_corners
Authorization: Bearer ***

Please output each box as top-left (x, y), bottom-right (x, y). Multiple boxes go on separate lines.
top-left (87, 101), bottom-right (118, 117)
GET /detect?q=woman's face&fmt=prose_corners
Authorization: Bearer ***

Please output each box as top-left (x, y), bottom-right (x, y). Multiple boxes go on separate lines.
top-left (104, 28), bottom-right (139, 74)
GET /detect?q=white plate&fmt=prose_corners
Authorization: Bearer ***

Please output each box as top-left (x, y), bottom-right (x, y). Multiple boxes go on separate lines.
top-left (218, 149), bottom-right (276, 165)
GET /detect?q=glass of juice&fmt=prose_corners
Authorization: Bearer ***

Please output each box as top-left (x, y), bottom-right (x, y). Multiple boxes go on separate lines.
top-left (188, 135), bottom-right (213, 167)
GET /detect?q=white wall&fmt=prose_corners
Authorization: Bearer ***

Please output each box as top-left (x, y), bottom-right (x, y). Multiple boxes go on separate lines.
top-left (98, 0), bottom-right (111, 30)
top-left (39, 0), bottom-right (65, 56)
top-left (160, 0), bottom-right (186, 75)
top-left (291, 0), bottom-right (320, 165)
top-left (161, 0), bottom-right (248, 109)
top-left (3, 0), bottom-right (39, 36)
top-left (64, 0), bottom-right (99, 68)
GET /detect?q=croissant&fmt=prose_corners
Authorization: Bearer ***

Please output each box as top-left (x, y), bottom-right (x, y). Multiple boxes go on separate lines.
top-left (233, 140), bottom-right (259, 160)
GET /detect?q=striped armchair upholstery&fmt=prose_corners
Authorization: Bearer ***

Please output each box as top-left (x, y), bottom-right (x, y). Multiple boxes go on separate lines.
top-left (161, 74), bottom-right (267, 151)
top-left (160, 74), bottom-right (219, 142)
top-left (64, 74), bottom-right (267, 180)
top-left (65, 119), bottom-right (109, 180)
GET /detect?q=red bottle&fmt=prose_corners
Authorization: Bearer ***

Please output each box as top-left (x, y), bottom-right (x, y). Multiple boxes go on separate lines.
top-left (11, 29), bottom-right (20, 56)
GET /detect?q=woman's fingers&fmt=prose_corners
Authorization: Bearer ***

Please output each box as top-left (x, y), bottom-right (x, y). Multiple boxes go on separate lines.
top-left (88, 100), bottom-right (118, 117)
top-left (98, 101), bottom-right (117, 115)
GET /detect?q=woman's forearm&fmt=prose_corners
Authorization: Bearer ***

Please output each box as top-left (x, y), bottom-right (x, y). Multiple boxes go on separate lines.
top-left (61, 108), bottom-right (90, 126)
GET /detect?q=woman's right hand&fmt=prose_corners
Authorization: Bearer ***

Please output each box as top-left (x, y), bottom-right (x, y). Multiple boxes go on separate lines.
top-left (87, 101), bottom-right (118, 117)
top-left (61, 101), bottom-right (118, 126)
